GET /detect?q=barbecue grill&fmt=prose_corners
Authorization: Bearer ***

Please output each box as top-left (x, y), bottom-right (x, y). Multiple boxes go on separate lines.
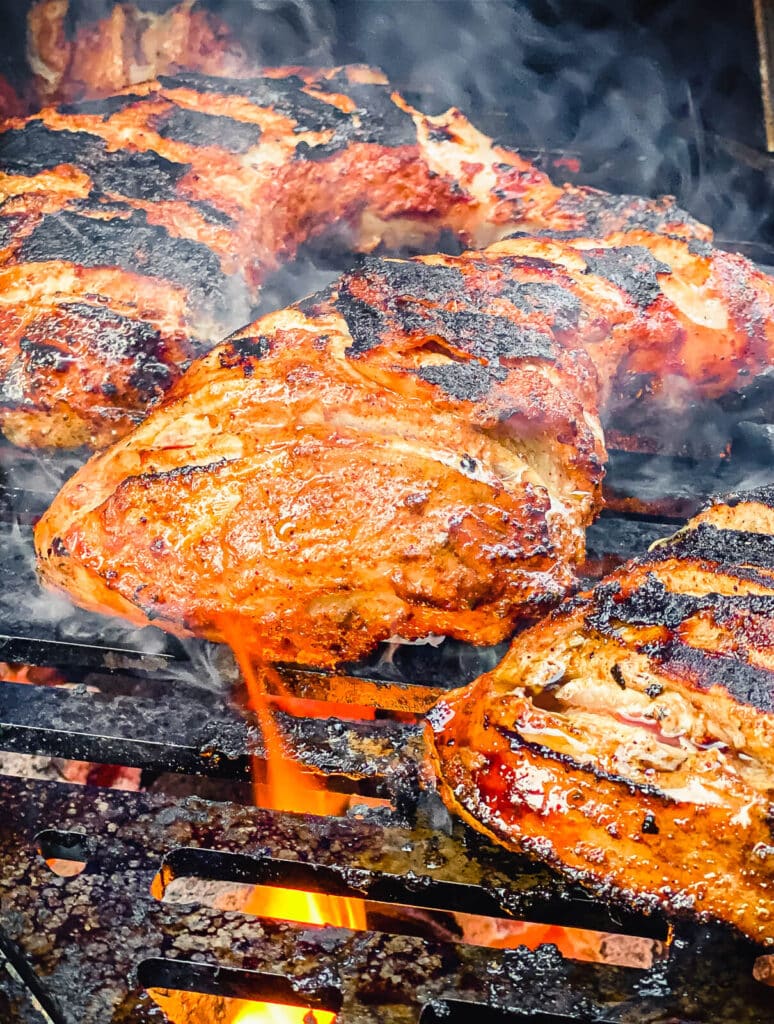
top-left (2, 1), bottom-right (774, 1021)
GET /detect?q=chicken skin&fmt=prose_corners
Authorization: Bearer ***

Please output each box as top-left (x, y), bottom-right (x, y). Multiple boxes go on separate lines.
top-left (428, 487), bottom-right (774, 946)
top-left (0, 65), bottom-right (707, 448)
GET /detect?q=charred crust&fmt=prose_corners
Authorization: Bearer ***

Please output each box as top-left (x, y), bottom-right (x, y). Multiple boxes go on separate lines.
top-left (0, 120), bottom-right (190, 201)
top-left (687, 239), bottom-right (714, 258)
top-left (589, 572), bottom-right (774, 632)
top-left (57, 93), bottom-right (148, 118)
top-left (337, 257), bottom-right (557, 366)
top-left (19, 208), bottom-right (227, 305)
top-left (556, 187), bottom-right (703, 237)
top-left (499, 279), bottom-right (581, 331)
top-left (159, 72), bottom-right (348, 133)
top-left (417, 362), bottom-right (507, 401)
top-left (582, 246), bottom-right (671, 308)
top-left (641, 812), bottom-right (659, 834)
top-left (218, 335), bottom-right (271, 373)
top-left (15, 302), bottom-right (177, 404)
top-left (152, 106), bottom-right (263, 153)
top-left (49, 537), bottom-right (67, 558)
top-left (665, 523), bottom-right (774, 570)
top-left (611, 663), bottom-right (626, 689)
top-left (708, 485), bottom-right (774, 511)
top-left (648, 642), bottom-right (774, 713)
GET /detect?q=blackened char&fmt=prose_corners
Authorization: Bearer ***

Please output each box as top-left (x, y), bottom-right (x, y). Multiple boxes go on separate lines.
top-left (295, 75), bottom-right (417, 159)
top-left (650, 643), bottom-right (774, 713)
top-left (57, 93), bottom-right (149, 118)
top-left (417, 361), bottom-right (508, 401)
top-left (153, 106), bottom-right (263, 152)
top-left (0, 120), bottom-right (190, 201)
top-left (663, 523), bottom-right (774, 571)
top-left (158, 72), bottom-right (347, 133)
top-left (19, 208), bottom-right (227, 304)
top-left (582, 246), bottom-right (671, 308)
top-left (587, 574), bottom-right (774, 632)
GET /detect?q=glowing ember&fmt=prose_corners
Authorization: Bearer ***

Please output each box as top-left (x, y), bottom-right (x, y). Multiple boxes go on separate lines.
top-left (219, 618), bottom-right (367, 1023)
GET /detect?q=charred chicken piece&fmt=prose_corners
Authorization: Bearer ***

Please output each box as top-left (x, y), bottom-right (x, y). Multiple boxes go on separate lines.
top-left (428, 487), bottom-right (774, 946)
top-left (34, 250), bottom-right (607, 666)
top-left (34, 229), bottom-right (774, 664)
top-left (0, 64), bottom-right (706, 449)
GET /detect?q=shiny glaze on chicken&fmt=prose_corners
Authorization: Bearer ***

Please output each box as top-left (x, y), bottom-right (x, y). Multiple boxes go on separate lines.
top-left (428, 487), bottom-right (774, 946)
top-left (35, 230), bottom-right (774, 665)
top-left (0, 65), bottom-right (707, 448)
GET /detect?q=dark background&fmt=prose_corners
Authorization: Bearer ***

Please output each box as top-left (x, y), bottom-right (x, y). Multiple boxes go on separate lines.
top-left (0, 0), bottom-right (771, 241)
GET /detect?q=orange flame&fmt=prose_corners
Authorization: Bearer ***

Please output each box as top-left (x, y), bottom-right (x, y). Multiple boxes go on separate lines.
top-left (219, 618), bottom-right (367, 1024)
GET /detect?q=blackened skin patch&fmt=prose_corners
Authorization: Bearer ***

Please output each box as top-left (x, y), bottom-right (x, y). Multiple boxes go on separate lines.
top-left (412, 310), bottom-right (556, 364)
top-left (583, 246), bottom-right (671, 308)
top-left (9, 301), bottom-right (176, 407)
top-left (0, 120), bottom-right (190, 201)
top-left (651, 643), bottom-right (774, 714)
top-left (337, 258), bottom-right (557, 365)
top-left (57, 93), bottom-right (148, 118)
top-left (417, 361), bottom-right (507, 401)
top-left (499, 280), bottom-right (581, 332)
top-left (588, 573), bottom-right (774, 633)
top-left (153, 106), bottom-right (263, 153)
top-left (664, 523), bottom-right (774, 571)
top-left (295, 76), bottom-right (417, 159)
top-left (555, 188), bottom-right (706, 238)
top-left (19, 208), bottom-right (226, 304)
top-left (218, 335), bottom-right (272, 373)
top-left (159, 72), bottom-right (348, 134)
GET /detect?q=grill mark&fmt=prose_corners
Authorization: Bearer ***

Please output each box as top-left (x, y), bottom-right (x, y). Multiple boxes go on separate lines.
top-left (158, 72), bottom-right (348, 133)
top-left (664, 523), bottom-right (774, 570)
top-left (218, 335), bottom-right (272, 374)
top-left (496, 727), bottom-right (668, 799)
top-left (647, 642), bottom-right (774, 713)
top-left (498, 279), bottom-right (582, 331)
top-left (152, 106), bottom-right (263, 153)
top-left (337, 260), bottom-right (557, 364)
top-left (0, 121), bottom-right (191, 201)
top-left (583, 246), bottom-right (671, 308)
top-left (587, 573), bottom-right (774, 632)
top-left (417, 362), bottom-right (508, 401)
top-left (409, 309), bottom-right (556, 363)
top-left (294, 76), bottom-right (417, 158)
top-left (19, 208), bottom-right (227, 305)
top-left (57, 93), bottom-right (149, 118)
top-left (354, 257), bottom-right (464, 304)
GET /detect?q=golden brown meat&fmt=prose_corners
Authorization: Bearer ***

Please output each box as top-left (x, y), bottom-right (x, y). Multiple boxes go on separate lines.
top-left (428, 487), bottom-right (774, 946)
top-left (33, 250), bottom-right (607, 666)
top-left (26, 0), bottom-right (254, 106)
top-left (34, 230), bottom-right (774, 664)
top-left (0, 65), bottom-right (707, 449)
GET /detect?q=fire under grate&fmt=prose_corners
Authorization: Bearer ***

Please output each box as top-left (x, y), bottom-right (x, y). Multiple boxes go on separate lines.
top-left (0, 435), bottom-right (773, 1022)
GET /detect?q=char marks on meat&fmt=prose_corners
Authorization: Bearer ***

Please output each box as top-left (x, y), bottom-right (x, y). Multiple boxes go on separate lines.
top-left (428, 488), bottom-right (774, 946)
top-left (0, 64), bottom-right (708, 449)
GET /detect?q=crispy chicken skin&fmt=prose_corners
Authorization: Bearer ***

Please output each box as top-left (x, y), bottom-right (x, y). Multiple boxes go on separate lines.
top-left (428, 488), bottom-right (774, 946)
top-left (0, 64), bottom-right (707, 449)
top-left (33, 252), bottom-right (606, 666)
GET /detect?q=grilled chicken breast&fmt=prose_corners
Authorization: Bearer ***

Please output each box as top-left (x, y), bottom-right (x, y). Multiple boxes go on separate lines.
top-left (34, 230), bottom-right (774, 664)
top-left (33, 251), bottom-right (606, 665)
top-left (428, 487), bottom-right (774, 946)
top-left (0, 65), bottom-right (706, 449)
